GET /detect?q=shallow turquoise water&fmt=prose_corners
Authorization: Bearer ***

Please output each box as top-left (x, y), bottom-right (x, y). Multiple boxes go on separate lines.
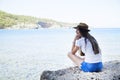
top-left (0, 28), bottom-right (120, 80)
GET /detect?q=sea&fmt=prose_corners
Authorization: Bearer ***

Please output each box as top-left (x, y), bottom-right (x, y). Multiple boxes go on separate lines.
top-left (0, 28), bottom-right (120, 80)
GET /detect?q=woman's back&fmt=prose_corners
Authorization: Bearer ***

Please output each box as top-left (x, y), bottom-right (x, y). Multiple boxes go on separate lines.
top-left (76, 37), bottom-right (102, 63)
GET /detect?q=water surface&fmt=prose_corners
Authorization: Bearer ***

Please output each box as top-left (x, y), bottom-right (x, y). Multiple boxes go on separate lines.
top-left (0, 28), bottom-right (120, 80)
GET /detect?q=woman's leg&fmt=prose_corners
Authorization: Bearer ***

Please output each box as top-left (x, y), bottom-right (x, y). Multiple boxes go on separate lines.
top-left (68, 52), bottom-right (84, 67)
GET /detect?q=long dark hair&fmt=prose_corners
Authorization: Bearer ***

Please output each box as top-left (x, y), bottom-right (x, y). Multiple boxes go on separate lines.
top-left (79, 28), bottom-right (100, 54)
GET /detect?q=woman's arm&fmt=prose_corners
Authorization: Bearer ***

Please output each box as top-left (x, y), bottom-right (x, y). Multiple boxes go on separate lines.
top-left (71, 44), bottom-right (79, 55)
top-left (71, 35), bottom-right (80, 55)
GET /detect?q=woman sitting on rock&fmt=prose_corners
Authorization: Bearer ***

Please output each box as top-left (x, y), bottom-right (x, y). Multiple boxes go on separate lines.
top-left (68, 22), bottom-right (103, 72)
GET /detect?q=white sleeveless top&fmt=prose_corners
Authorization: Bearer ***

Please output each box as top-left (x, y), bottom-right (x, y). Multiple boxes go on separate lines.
top-left (75, 37), bottom-right (102, 63)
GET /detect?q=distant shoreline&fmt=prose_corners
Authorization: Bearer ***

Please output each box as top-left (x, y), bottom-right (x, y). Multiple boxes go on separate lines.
top-left (0, 27), bottom-right (120, 29)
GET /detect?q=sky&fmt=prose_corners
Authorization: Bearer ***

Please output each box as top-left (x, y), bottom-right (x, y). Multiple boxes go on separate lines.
top-left (0, 0), bottom-right (120, 28)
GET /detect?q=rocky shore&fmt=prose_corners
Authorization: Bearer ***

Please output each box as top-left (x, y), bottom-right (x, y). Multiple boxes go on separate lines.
top-left (40, 60), bottom-right (120, 80)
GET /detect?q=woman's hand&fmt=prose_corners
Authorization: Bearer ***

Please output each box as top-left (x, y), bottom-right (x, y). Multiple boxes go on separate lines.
top-left (75, 34), bottom-right (81, 40)
top-left (73, 34), bottom-right (81, 43)
top-left (73, 29), bottom-right (81, 42)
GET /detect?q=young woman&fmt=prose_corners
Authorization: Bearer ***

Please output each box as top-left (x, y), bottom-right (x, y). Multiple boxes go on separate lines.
top-left (68, 23), bottom-right (103, 72)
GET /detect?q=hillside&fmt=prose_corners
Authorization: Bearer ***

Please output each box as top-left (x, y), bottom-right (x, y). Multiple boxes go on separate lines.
top-left (0, 10), bottom-right (76, 29)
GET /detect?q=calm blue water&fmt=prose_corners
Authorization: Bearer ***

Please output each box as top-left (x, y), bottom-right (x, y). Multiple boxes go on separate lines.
top-left (0, 28), bottom-right (120, 80)
top-left (0, 28), bottom-right (120, 54)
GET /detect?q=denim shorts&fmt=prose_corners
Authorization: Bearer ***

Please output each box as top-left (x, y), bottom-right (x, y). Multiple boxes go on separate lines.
top-left (80, 61), bottom-right (103, 72)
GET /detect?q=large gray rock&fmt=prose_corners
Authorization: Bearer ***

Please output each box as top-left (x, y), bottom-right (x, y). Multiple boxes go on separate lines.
top-left (40, 60), bottom-right (120, 80)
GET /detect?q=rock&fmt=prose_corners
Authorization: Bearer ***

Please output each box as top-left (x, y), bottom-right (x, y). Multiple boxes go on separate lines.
top-left (40, 60), bottom-right (120, 80)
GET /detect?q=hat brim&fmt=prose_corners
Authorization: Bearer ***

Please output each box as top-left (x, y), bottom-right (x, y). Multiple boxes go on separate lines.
top-left (73, 27), bottom-right (90, 31)
top-left (73, 26), bottom-right (78, 29)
